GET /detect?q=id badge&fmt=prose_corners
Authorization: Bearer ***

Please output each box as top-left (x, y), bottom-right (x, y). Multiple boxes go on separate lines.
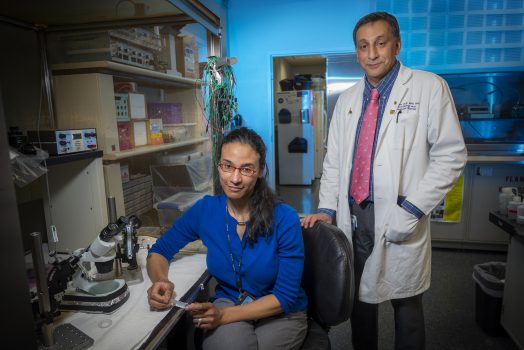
top-left (235, 291), bottom-right (255, 305)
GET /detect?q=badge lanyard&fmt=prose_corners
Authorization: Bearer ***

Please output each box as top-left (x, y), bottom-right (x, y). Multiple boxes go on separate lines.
top-left (225, 204), bottom-right (248, 295)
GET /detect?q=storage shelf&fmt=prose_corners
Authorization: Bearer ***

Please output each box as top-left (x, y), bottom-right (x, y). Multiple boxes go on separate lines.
top-left (44, 150), bottom-right (103, 166)
top-left (163, 122), bottom-right (197, 127)
top-left (52, 61), bottom-right (201, 88)
top-left (103, 137), bottom-right (208, 161)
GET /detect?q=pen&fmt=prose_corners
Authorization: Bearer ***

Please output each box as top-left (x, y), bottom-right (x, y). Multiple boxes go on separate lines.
top-left (396, 110), bottom-right (402, 123)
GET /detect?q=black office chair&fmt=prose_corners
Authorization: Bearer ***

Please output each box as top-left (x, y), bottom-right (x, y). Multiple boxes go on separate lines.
top-left (194, 221), bottom-right (354, 350)
top-left (299, 221), bottom-right (354, 350)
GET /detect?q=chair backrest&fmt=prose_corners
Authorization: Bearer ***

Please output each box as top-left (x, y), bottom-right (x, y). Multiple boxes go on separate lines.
top-left (301, 221), bottom-right (354, 327)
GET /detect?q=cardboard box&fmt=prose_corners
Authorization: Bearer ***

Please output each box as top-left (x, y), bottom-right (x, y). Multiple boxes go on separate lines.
top-left (115, 93), bottom-right (130, 121)
top-left (117, 121), bottom-right (134, 150)
top-left (128, 93), bottom-right (147, 119)
top-left (147, 102), bottom-right (182, 124)
top-left (132, 120), bottom-right (150, 147)
top-left (175, 34), bottom-right (199, 79)
top-left (149, 118), bottom-right (164, 145)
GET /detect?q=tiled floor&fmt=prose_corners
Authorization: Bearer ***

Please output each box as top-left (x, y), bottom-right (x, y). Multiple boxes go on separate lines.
top-left (276, 179), bottom-right (320, 216)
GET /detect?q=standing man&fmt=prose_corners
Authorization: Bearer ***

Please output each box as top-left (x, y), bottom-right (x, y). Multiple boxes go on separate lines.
top-left (301, 11), bottom-right (467, 350)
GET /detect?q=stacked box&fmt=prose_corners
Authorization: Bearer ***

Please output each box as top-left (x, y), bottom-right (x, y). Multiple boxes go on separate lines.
top-left (117, 121), bottom-right (134, 150)
top-left (147, 102), bottom-right (183, 124)
top-left (115, 93), bottom-right (130, 121)
top-left (149, 118), bottom-right (164, 145)
top-left (175, 34), bottom-right (199, 79)
top-left (132, 120), bottom-right (149, 146)
top-left (128, 93), bottom-right (147, 119)
top-left (123, 174), bottom-right (153, 216)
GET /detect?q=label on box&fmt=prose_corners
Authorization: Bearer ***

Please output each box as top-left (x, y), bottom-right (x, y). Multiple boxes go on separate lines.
top-left (149, 118), bottom-right (164, 145)
top-left (115, 93), bottom-right (130, 121)
top-left (117, 121), bottom-right (133, 150)
top-left (133, 120), bottom-right (149, 146)
top-left (120, 164), bottom-right (130, 183)
top-left (128, 93), bottom-right (147, 119)
top-left (184, 46), bottom-right (195, 74)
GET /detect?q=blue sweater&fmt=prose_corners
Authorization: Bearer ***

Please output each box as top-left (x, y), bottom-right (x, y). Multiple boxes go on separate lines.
top-left (149, 194), bottom-right (308, 314)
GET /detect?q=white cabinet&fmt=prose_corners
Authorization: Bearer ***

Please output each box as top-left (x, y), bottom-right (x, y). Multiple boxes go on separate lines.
top-left (52, 61), bottom-right (209, 218)
top-left (43, 154), bottom-right (108, 252)
top-left (431, 160), bottom-right (524, 250)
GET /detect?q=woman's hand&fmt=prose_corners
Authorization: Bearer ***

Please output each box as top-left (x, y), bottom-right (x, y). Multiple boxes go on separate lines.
top-left (147, 280), bottom-right (175, 310)
top-left (186, 302), bottom-right (223, 330)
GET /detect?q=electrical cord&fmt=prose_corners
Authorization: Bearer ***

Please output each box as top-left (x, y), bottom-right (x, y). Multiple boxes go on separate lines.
top-left (199, 56), bottom-right (238, 166)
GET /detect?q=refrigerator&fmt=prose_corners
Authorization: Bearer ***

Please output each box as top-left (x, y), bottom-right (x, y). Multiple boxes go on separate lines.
top-left (276, 90), bottom-right (315, 185)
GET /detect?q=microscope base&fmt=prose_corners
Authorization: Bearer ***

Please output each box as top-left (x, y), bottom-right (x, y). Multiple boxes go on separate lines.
top-left (60, 279), bottom-right (130, 313)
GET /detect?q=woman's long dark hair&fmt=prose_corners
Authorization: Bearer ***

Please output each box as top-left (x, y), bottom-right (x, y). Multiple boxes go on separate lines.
top-left (218, 127), bottom-right (278, 241)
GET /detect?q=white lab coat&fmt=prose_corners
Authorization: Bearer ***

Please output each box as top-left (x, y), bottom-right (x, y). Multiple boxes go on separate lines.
top-left (319, 63), bottom-right (467, 303)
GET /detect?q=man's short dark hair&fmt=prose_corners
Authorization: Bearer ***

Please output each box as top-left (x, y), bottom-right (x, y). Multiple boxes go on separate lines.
top-left (353, 11), bottom-right (400, 45)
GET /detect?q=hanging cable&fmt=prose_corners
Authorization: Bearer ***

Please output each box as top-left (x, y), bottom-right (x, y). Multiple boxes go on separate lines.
top-left (199, 56), bottom-right (238, 188)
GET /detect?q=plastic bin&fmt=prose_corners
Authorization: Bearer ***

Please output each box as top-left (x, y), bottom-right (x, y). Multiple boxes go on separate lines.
top-left (472, 261), bottom-right (506, 336)
top-left (155, 191), bottom-right (207, 227)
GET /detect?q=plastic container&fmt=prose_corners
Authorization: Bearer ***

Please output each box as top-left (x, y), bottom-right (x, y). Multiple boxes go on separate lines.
top-left (498, 187), bottom-right (518, 215)
top-left (472, 262), bottom-right (506, 336)
top-left (155, 191), bottom-right (206, 227)
top-left (507, 198), bottom-right (521, 220)
top-left (162, 124), bottom-right (193, 143)
top-left (498, 192), bottom-right (513, 215)
top-left (517, 204), bottom-right (524, 224)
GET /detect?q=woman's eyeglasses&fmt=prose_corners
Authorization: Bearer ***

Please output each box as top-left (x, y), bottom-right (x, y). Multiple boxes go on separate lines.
top-left (218, 162), bottom-right (257, 177)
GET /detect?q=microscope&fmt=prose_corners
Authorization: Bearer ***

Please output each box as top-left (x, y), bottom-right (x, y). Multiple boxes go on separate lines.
top-left (31, 196), bottom-right (144, 349)
top-left (46, 215), bottom-right (142, 313)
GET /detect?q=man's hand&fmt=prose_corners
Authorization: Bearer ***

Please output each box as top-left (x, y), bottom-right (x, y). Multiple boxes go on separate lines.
top-left (147, 280), bottom-right (175, 310)
top-left (385, 205), bottom-right (420, 243)
top-left (301, 213), bottom-right (333, 228)
top-left (186, 302), bottom-right (223, 330)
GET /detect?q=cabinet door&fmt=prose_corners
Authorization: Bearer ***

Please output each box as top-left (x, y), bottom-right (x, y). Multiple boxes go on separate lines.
top-left (42, 157), bottom-right (108, 252)
top-left (467, 164), bottom-right (522, 244)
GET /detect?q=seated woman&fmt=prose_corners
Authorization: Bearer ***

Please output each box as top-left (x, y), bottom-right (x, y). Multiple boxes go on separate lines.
top-left (146, 127), bottom-right (308, 350)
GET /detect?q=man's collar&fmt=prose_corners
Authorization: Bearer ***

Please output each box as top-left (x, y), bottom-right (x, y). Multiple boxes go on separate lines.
top-left (364, 60), bottom-right (400, 95)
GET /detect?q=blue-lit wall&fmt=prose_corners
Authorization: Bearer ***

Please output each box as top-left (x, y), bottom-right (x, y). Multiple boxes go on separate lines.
top-left (225, 0), bottom-right (524, 187)
top-left (226, 0), bottom-right (373, 187)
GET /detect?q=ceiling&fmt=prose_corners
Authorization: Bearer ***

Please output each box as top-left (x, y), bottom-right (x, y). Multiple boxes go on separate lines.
top-left (0, 0), bottom-right (185, 28)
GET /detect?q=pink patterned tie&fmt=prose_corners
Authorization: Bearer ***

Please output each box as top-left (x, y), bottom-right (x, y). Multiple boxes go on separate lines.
top-left (351, 88), bottom-right (380, 204)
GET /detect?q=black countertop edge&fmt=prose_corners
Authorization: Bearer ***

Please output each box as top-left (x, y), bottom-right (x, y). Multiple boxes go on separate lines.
top-left (42, 150), bottom-right (103, 166)
top-left (489, 211), bottom-right (524, 243)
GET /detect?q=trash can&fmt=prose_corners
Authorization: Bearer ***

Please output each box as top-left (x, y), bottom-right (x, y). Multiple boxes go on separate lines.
top-left (472, 261), bottom-right (506, 336)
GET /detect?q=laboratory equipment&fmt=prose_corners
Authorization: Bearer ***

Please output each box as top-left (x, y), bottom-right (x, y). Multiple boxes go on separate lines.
top-left (27, 128), bottom-right (98, 156)
top-left (46, 214), bottom-right (141, 313)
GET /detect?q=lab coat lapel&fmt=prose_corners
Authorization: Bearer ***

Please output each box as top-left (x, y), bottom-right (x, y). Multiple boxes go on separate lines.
top-left (376, 67), bottom-right (411, 150)
top-left (343, 81), bottom-right (365, 179)
top-left (375, 65), bottom-right (411, 198)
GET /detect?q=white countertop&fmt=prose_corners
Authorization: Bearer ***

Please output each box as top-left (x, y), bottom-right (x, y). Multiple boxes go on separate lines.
top-left (52, 239), bottom-right (207, 350)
